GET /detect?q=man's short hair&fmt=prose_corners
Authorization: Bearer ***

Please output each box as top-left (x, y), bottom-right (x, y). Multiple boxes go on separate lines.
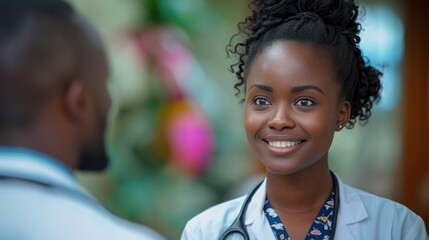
top-left (0, 0), bottom-right (79, 128)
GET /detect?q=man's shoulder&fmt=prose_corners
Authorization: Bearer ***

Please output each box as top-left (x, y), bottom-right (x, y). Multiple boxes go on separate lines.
top-left (0, 180), bottom-right (165, 239)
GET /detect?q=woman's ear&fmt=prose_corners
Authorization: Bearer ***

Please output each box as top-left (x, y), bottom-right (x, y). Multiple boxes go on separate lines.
top-left (336, 101), bottom-right (351, 131)
top-left (63, 80), bottom-right (86, 121)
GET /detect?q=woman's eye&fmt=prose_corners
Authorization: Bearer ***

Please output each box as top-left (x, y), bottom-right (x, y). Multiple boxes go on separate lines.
top-left (295, 99), bottom-right (314, 107)
top-left (254, 98), bottom-right (271, 106)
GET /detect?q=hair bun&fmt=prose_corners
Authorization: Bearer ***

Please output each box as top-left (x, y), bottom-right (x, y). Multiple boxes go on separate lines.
top-left (251, 0), bottom-right (360, 36)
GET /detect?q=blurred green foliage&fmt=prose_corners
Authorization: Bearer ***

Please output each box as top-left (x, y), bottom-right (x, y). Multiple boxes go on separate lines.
top-left (71, 0), bottom-right (255, 238)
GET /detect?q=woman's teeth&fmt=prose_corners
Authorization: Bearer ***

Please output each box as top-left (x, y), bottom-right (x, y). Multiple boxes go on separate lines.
top-left (268, 141), bottom-right (302, 148)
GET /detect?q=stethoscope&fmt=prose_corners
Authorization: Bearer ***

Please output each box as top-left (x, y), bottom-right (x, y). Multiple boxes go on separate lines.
top-left (220, 172), bottom-right (340, 240)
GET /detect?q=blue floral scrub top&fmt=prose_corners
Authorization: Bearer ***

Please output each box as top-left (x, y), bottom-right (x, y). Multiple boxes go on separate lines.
top-left (263, 191), bottom-right (336, 240)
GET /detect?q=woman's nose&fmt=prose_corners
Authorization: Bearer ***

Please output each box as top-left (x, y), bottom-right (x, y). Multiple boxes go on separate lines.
top-left (267, 104), bottom-right (295, 130)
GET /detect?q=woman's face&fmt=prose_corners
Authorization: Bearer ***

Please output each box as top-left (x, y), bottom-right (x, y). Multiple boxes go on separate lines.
top-left (244, 40), bottom-right (350, 176)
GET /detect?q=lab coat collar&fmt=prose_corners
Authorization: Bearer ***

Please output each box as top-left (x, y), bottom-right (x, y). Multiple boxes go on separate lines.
top-left (242, 173), bottom-right (369, 238)
top-left (336, 173), bottom-right (368, 224)
top-left (243, 178), bottom-right (267, 226)
top-left (243, 178), bottom-right (274, 239)
top-left (0, 147), bottom-right (92, 198)
top-left (335, 173), bottom-right (368, 239)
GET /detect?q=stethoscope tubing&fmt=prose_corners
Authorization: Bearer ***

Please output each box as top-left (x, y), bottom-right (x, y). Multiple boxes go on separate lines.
top-left (220, 181), bottom-right (263, 240)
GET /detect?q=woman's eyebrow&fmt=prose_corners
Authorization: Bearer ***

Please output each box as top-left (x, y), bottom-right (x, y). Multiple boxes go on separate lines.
top-left (249, 84), bottom-right (273, 92)
top-left (291, 85), bottom-right (325, 95)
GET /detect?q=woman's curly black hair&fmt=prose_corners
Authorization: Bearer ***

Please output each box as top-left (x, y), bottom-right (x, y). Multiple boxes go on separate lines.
top-left (227, 0), bottom-right (382, 129)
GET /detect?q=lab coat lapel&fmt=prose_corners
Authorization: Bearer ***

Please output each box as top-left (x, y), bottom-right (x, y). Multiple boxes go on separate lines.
top-left (248, 213), bottom-right (275, 240)
top-left (333, 174), bottom-right (368, 239)
top-left (334, 218), bottom-right (358, 239)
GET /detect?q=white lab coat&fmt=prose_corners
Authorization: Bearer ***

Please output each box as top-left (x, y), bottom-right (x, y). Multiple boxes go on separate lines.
top-left (181, 174), bottom-right (428, 239)
top-left (0, 148), bottom-right (165, 240)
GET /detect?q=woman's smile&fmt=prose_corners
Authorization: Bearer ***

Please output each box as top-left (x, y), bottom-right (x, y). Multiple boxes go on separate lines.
top-left (265, 140), bottom-right (305, 155)
top-left (262, 136), bottom-right (306, 155)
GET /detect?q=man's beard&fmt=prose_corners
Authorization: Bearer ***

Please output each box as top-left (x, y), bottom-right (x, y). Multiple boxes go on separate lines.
top-left (76, 139), bottom-right (109, 171)
top-left (76, 110), bottom-right (109, 171)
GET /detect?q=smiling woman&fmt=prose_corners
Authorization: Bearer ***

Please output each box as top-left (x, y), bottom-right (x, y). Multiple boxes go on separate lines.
top-left (181, 0), bottom-right (428, 239)
top-left (244, 41), bottom-right (348, 179)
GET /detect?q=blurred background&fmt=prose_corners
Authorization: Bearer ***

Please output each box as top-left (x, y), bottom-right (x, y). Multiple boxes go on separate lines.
top-left (68, 0), bottom-right (429, 238)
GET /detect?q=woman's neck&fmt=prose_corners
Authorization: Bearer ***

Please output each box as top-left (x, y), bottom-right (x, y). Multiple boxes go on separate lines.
top-left (265, 167), bottom-right (333, 214)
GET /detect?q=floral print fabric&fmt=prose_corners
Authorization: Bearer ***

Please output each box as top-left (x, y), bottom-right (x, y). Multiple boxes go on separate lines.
top-left (263, 191), bottom-right (335, 240)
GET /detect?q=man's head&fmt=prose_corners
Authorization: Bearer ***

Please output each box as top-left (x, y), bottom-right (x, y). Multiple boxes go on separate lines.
top-left (0, 0), bottom-right (111, 171)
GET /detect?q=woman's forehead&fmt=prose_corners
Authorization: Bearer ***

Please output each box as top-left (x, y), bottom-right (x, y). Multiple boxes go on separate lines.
top-left (246, 41), bottom-right (339, 93)
top-left (247, 40), bottom-right (336, 86)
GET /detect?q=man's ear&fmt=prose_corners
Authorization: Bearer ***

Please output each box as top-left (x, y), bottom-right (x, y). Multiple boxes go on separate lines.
top-left (63, 80), bottom-right (86, 121)
top-left (336, 101), bottom-right (351, 131)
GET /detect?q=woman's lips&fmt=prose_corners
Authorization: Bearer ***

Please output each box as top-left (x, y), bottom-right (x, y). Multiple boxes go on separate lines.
top-left (262, 138), bottom-right (305, 155)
